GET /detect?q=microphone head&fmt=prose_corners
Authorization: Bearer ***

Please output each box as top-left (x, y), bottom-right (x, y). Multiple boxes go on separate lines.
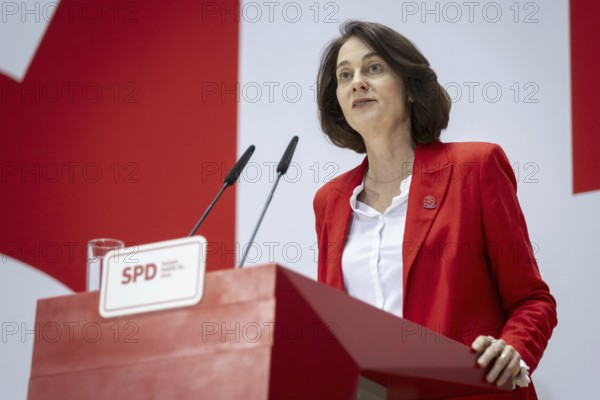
top-left (276, 136), bottom-right (299, 175)
top-left (224, 145), bottom-right (255, 186)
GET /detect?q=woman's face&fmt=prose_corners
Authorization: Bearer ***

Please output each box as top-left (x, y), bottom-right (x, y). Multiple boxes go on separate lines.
top-left (335, 37), bottom-right (408, 137)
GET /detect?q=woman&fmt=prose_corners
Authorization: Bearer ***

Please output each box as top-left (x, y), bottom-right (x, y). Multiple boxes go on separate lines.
top-left (313, 21), bottom-right (557, 399)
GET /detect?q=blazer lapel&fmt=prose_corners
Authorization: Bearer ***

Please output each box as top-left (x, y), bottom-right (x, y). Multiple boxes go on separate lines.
top-left (326, 158), bottom-right (368, 290)
top-left (403, 141), bottom-right (452, 295)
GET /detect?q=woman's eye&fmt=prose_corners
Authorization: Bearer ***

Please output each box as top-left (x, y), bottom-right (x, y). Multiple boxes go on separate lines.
top-left (338, 71), bottom-right (351, 81)
top-left (369, 63), bottom-right (382, 73)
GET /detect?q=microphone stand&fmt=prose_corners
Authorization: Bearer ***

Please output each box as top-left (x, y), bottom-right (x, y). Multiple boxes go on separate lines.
top-left (189, 145), bottom-right (255, 237)
top-left (238, 172), bottom-right (283, 268)
top-left (238, 136), bottom-right (298, 268)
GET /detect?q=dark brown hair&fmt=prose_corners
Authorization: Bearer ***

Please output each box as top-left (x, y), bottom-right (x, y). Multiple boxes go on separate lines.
top-left (317, 20), bottom-right (451, 153)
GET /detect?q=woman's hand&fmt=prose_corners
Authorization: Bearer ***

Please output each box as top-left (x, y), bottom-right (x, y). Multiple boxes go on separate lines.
top-left (471, 335), bottom-right (522, 387)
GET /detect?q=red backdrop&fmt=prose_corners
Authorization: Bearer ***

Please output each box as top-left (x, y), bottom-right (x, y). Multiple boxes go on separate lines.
top-left (571, 0), bottom-right (600, 194)
top-left (0, 0), bottom-right (239, 291)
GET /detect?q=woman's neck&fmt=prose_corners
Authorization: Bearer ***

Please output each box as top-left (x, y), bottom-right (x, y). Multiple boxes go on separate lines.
top-left (363, 131), bottom-right (415, 182)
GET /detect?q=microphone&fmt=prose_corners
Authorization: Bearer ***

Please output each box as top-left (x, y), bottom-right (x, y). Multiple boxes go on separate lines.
top-left (225, 145), bottom-right (255, 186)
top-left (238, 136), bottom-right (299, 268)
top-left (189, 145), bottom-right (255, 237)
top-left (276, 136), bottom-right (299, 174)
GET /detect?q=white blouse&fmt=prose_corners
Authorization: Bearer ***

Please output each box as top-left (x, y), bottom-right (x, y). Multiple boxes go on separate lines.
top-left (342, 175), bottom-right (412, 319)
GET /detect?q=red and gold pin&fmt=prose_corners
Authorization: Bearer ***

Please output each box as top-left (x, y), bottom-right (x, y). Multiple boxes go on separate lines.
top-left (423, 195), bottom-right (436, 209)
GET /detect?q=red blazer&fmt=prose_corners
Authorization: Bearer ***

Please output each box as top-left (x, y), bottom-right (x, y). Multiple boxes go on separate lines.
top-left (313, 141), bottom-right (557, 400)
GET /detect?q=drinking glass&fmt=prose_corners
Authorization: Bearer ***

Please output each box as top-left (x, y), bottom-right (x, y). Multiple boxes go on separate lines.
top-left (86, 238), bottom-right (125, 291)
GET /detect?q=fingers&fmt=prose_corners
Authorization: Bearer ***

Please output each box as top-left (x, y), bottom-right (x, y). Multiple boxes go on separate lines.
top-left (471, 336), bottom-right (521, 386)
top-left (485, 346), bottom-right (520, 386)
top-left (471, 335), bottom-right (495, 353)
top-left (495, 351), bottom-right (521, 386)
top-left (475, 336), bottom-right (503, 368)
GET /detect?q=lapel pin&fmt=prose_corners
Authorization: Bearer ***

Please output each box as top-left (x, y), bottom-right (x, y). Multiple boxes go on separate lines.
top-left (423, 195), bottom-right (437, 209)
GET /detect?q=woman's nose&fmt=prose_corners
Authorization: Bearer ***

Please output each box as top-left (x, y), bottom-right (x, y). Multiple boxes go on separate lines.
top-left (351, 73), bottom-right (369, 92)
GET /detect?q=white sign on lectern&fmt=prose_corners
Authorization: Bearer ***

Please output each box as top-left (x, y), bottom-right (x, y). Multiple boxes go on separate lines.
top-left (99, 236), bottom-right (207, 318)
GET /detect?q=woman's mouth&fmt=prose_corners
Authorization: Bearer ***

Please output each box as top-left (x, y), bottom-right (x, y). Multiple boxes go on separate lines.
top-left (352, 99), bottom-right (376, 108)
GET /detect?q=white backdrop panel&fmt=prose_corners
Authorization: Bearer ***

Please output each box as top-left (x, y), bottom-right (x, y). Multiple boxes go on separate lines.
top-left (237, 1), bottom-right (600, 398)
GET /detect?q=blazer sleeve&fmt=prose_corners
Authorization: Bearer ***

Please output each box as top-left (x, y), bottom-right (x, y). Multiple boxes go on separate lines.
top-left (479, 144), bottom-right (557, 373)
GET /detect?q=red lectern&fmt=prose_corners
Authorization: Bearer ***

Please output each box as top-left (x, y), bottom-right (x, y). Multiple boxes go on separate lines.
top-left (27, 264), bottom-right (510, 399)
